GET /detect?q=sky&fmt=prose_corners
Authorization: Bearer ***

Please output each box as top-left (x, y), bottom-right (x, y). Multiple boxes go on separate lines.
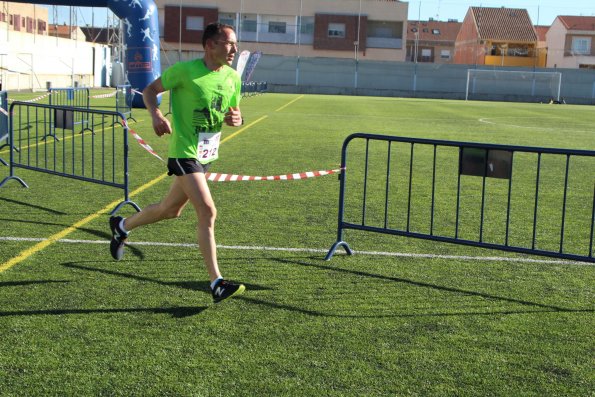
top-left (45, 0), bottom-right (595, 28)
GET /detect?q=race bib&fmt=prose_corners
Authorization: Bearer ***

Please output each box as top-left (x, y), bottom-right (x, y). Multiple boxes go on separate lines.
top-left (197, 132), bottom-right (221, 164)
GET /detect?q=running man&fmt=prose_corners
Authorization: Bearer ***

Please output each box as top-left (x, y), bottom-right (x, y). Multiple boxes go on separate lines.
top-left (109, 22), bottom-right (245, 303)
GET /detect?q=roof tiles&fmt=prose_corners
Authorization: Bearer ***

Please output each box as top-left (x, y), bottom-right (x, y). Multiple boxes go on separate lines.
top-left (557, 16), bottom-right (595, 31)
top-left (471, 7), bottom-right (537, 42)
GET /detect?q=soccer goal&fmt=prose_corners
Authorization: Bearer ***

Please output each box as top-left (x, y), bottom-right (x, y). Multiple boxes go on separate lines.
top-left (465, 69), bottom-right (562, 102)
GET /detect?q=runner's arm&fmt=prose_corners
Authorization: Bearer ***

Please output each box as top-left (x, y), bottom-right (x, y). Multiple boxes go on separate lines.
top-left (143, 78), bottom-right (172, 136)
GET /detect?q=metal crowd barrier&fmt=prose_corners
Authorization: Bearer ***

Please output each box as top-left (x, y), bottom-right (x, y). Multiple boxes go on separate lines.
top-left (0, 101), bottom-right (140, 215)
top-left (326, 133), bottom-right (595, 263)
top-left (46, 87), bottom-right (93, 139)
top-left (115, 84), bottom-right (136, 122)
top-left (0, 90), bottom-right (8, 165)
top-left (241, 81), bottom-right (268, 97)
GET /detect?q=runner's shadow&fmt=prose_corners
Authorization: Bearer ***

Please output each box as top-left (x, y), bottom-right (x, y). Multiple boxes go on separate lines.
top-left (0, 306), bottom-right (206, 319)
top-left (0, 280), bottom-right (70, 287)
top-left (62, 262), bottom-right (269, 293)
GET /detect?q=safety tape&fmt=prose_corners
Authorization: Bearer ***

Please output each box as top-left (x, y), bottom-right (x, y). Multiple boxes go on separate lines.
top-left (205, 168), bottom-right (342, 182)
top-left (119, 117), bottom-right (164, 162)
top-left (7, 93), bottom-right (50, 103)
top-left (91, 91), bottom-right (118, 98)
top-left (0, 107), bottom-right (7, 116)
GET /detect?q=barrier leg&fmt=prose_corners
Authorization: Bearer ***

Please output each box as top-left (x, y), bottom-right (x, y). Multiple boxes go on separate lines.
top-left (325, 240), bottom-right (353, 261)
top-left (110, 200), bottom-right (141, 216)
top-left (0, 175), bottom-right (28, 188)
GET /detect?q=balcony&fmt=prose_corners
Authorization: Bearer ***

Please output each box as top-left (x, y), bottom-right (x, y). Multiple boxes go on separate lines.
top-left (484, 55), bottom-right (544, 67)
top-left (367, 37), bottom-right (402, 49)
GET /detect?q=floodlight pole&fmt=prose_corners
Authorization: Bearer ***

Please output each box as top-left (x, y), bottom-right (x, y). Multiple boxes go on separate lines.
top-left (354, 0), bottom-right (361, 90)
top-left (178, 0), bottom-right (182, 62)
top-left (296, 0), bottom-right (303, 86)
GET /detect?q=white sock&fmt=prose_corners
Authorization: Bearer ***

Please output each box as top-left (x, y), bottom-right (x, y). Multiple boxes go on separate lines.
top-left (119, 218), bottom-right (129, 234)
top-left (211, 277), bottom-right (223, 290)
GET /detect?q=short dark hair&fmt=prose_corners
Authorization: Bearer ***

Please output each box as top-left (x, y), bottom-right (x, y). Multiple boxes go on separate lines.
top-left (202, 22), bottom-right (235, 48)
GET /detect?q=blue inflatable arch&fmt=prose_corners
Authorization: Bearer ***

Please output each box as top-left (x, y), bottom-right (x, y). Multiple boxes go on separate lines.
top-left (11, 0), bottom-right (160, 107)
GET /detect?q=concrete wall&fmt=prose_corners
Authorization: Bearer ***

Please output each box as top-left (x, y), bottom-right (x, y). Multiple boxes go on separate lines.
top-left (243, 55), bottom-right (595, 104)
top-left (0, 21), bottom-right (108, 91)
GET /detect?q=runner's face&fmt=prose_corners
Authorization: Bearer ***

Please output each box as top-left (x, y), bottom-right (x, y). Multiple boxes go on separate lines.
top-left (212, 28), bottom-right (238, 67)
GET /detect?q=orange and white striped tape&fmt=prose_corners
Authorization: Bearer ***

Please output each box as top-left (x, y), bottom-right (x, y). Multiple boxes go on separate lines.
top-left (119, 117), bottom-right (164, 162)
top-left (91, 91), bottom-right (118, 99)
top-left (7, 93), bottom-right (50, 103)
top-left (205, 168), bottom-right (342, 182)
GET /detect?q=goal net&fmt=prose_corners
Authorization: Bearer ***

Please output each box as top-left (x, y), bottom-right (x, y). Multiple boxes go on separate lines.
top-left (465, 69), bottom-right (562, 102)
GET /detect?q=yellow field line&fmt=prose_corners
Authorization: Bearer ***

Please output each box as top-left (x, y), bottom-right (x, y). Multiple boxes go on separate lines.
top-left (0, 106), bottom-right (272, 273)
top-left (0, 124), bottom-right (126, 155)
top-left (275, 95), bottom-right (304, 112)
top-left (221, 115), bottom-right (268, 144)
top-left (0, 174), bottom-right (166, 273)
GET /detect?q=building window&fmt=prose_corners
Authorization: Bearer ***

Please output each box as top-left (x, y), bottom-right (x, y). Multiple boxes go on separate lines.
top-left (571, 37), bottom-right (591, 55)
top-left (269, 21), bottom-right (286, 34)
top-left (328, 23), bottom-right (345, 38)
top-left (186, 16), bottom-right (204, 31)
top-left (241, 17), bottom-right (257, 33)
top-left (219, 13), bottom-right (236, 29)
top-left (298, 16), bottom-right (314, 34)
top-left (432, 29), bottom-right (440, 34)
top-left (440, 49), bottom-right (451, 59)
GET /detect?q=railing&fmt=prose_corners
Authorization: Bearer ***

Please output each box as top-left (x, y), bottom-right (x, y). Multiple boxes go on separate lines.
top-left (326, 133), bottom-right (595, 263)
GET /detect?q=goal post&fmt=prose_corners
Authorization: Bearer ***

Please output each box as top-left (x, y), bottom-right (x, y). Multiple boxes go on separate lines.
top-left (465, 69), bottom-right (562, 102)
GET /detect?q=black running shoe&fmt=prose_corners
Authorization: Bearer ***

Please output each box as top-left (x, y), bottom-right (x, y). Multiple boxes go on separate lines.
top-left (212, 280), bottom-right (246, 303)
top-left (109, 216), bottom-right (128, 260)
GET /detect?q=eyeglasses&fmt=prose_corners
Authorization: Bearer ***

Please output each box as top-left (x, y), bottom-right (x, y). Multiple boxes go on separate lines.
top-left (216, 40), bottom-right (238, 49)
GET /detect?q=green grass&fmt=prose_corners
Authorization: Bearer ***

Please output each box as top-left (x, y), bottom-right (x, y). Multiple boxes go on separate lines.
top-left (0, 91), bottom-right (594, 396)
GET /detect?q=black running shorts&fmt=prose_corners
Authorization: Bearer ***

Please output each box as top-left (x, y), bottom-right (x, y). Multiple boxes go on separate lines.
top-left (167, 158), bottom-right (211, 176)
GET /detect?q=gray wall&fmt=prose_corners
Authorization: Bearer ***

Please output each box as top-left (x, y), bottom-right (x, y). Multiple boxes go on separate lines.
top-left (247, 55), bottom-right (595, 105)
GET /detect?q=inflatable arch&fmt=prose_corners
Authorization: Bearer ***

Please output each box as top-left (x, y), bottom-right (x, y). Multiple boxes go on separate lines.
top-left (11, 0), bottom-right (160, 107)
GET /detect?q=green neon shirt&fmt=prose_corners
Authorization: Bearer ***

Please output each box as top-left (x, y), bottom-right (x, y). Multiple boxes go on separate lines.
top-left (160, 59), bottom-right (241, 161)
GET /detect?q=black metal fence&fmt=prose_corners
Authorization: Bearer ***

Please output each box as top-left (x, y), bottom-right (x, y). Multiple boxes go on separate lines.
top-left (0, 91), bottom-right (7, 165)
top-left (0, 101), bottom-right (140, 215)
top-left (326, 133), bottom-right (595, 263)
top-left (115, 84), bottom-right (136, 122)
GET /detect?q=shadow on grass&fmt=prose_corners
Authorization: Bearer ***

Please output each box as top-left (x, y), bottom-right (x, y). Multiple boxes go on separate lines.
top-left (233, 256), bottom-right (593, 318)
top-left (0, 280), bottom-right (70, 287)
top-left (0, 306), bottom-right (207, 318)
top-left (62, 262), bottom-right (268, 293)
top-left (0, 217), bottom-right (131, 246)
top-left (0, 197), bottom-right (67, 215)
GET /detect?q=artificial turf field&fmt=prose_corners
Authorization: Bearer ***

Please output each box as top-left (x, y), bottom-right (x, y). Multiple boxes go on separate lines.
top-left (0, 91), bottom-right (594, 396)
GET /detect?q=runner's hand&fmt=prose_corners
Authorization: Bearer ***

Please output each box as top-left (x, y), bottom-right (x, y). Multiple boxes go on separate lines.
top-left (224, 107), bottom-right (243, 127)
top-left (152, 110), bottom-right (172, 136)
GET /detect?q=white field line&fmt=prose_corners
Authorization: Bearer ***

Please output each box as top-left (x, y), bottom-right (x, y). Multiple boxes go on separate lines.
top-left (478, 117), bottom-right (594, 134)
top-left (0, 236), bottom-right (590, 266)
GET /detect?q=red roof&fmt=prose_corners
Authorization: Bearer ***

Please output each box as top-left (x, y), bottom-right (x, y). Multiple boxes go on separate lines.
top-left (471, 7), bottom-right (537, 42)
top-left (534, 25), bottom-right (549, 41)
top-left (557, 16), bottom-right (595, 31)
top-left (407, 20), bottom-right (462, 42)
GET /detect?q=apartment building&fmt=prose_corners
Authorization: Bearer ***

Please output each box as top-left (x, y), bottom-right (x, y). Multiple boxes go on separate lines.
top-left (405, 19), bottom-right (461, 63)
top-left (546, 16), bottom-right (595, 69)
top-left (155, 0), bottom-right (408, 62)
top-left (454, 7), bottom-right (545, 68)
top-left (0, 1), bottom-right (47, 35)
